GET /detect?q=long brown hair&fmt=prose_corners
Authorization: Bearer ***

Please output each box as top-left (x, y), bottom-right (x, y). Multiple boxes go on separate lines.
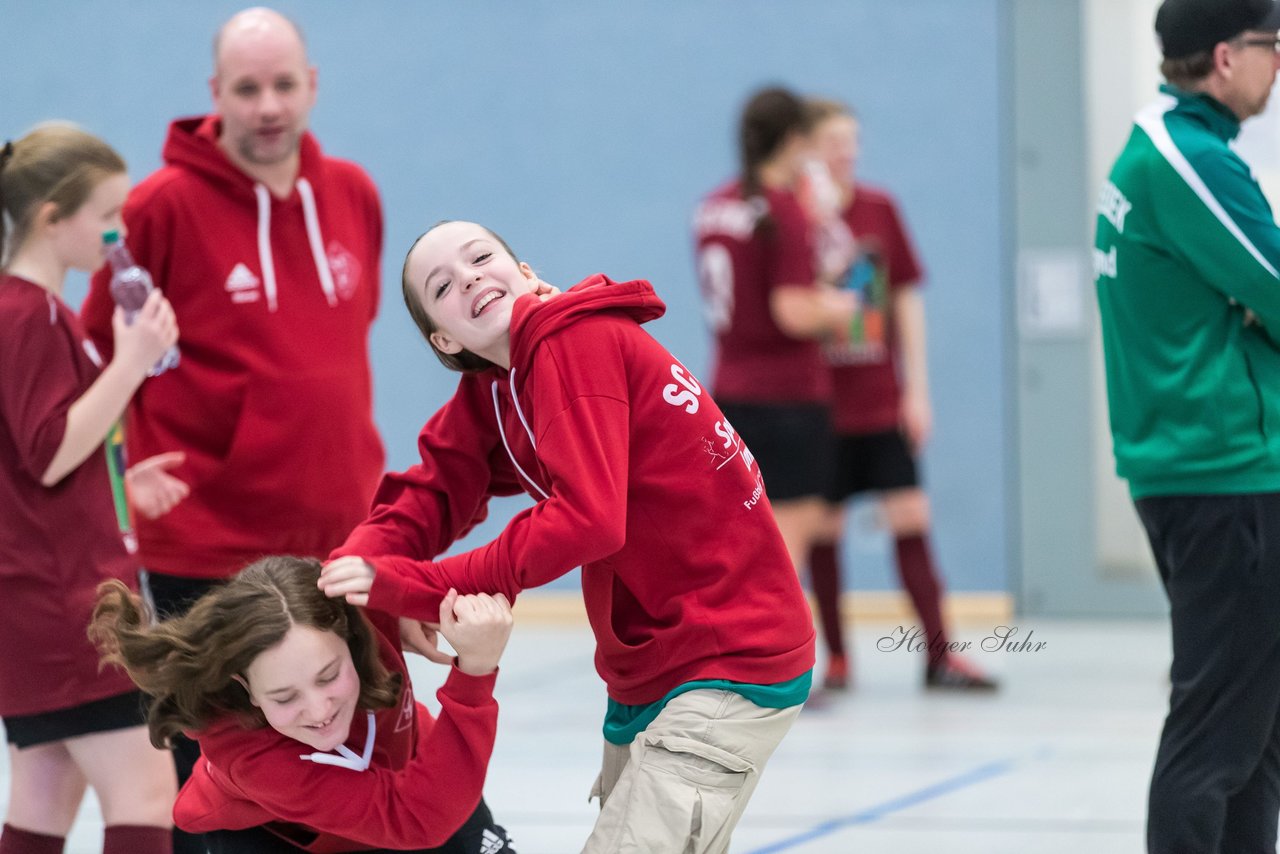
top-left (89, 556), bottom-right (401, 749)
top-left (0, 123), bottom-right (125, 267)
top-left (739, 86), bottom-right (810, 236)
top-left (400, 220), bottom-right (521, 373)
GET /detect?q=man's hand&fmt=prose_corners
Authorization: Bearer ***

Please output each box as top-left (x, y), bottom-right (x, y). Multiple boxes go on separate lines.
top-left (318, 556), bottom-right (376, 606)
top-left (126, 451), bottom-right (189, 519)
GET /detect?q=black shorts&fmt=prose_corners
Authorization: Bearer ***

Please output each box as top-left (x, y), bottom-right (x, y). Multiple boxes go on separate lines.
top-left (717, 402), bottom-right (835, 502)
top-left (3, 690), bottom-right (148, 749)
top-left (204, 798), bottom-right (515, 853)
top-left (142, 570), bottom-right (224, 620)
top-left (824, 429), bottom-right (920, 503)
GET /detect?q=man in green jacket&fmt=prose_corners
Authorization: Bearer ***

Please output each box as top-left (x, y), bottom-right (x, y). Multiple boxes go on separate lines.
top-left (1096, 0), bottom-right (1280, 849)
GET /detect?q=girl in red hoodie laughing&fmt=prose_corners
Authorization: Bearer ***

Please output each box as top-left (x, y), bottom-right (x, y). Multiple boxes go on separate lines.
top-left (321, 220), bottom-right (815, 853)
top-left (90, 556), bottom-right (516, 853)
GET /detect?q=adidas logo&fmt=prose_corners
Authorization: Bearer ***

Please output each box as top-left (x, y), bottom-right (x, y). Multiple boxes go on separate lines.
top-left (225, 263), bottom-right (261, 303)
top-left (479, 828), bottom-right (506, 854)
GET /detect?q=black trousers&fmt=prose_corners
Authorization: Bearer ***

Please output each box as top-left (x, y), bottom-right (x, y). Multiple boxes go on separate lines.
top-left (143, 571), bottom-right (226, 854)
top-left (1137, 493), bottom-right (1280, 853)
top-left (203, 798), bottom-right (514, 853)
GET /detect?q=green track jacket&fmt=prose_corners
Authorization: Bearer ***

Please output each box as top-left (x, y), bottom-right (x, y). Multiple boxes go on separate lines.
top-left (1095, 84), bottom-right (1280, 498)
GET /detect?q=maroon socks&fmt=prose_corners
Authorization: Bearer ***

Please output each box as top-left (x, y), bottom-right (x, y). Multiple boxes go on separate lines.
top-left (103, 825), bottom-right (171, 854)
top-left (0, 826), bottom-right (64, 854)
top-left (895, 534), bottom-right (948, 665)
top-left (808, 541), bottom-right (847, 657)
top-left (809, 534), bottom-right (952, 670)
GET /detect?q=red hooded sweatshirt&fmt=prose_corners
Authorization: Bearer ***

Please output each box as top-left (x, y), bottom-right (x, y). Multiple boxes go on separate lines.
top-left (81, 116), bottom-right (385, 577)
top-left (337, 276), bottom-right (815, 705)
top-left (173, 610), bottom-right (498, 852)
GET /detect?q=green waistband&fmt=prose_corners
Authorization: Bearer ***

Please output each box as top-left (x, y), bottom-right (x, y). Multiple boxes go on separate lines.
top-left (602, 670), bottom-right (812, 746)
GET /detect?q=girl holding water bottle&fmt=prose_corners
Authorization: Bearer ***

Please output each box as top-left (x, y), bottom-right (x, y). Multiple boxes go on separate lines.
top-left (0, 123), bottom-right (181, 854)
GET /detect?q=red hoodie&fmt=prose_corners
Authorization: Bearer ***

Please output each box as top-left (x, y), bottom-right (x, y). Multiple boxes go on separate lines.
top-left (174, 610), bottom-right (498, 852)
top-left (81, 116), bottom-right (385, 577)
top-left (337, 276), bottom-right (815, 705)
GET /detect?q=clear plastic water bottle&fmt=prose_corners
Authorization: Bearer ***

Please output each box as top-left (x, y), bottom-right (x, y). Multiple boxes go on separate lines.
top-left (102, 230), bottom-right (179, 376)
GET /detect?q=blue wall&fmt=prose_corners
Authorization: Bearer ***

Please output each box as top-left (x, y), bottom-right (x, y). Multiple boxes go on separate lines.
top-left (6, 0), bottom-right (1010, 593)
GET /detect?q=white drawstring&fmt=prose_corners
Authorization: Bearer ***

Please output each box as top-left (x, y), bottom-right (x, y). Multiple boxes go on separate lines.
top-left (253, 179), bottom-right (339, 311)
top-left (491, 370), bottom-right (584, 578)
top-left (253, 184), bottom-right (279, 312)
top-left (299, 712), bottom-right (375, 771)
top-left (508, 368), bottom-right (538, 450)
top-left (491, 380), bottom-right (549, 500)
top-left (296, 178), bottom-right (338, 307)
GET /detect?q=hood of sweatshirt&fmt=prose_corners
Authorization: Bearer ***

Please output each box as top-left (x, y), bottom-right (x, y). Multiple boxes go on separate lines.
top-left (160, 115), bottom-right (340, 312)
top-left (508, 274), bottom-right (666, 373)
top-left (473, 275), bottom-right (667, 503)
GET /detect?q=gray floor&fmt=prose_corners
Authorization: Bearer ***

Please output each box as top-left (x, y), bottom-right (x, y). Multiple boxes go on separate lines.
top-left (5, 617), bottom-right (1172, 853)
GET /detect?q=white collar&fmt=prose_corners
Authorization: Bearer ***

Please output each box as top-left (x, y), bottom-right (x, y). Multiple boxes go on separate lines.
top-left (298, 711), bottom-right (375, 771)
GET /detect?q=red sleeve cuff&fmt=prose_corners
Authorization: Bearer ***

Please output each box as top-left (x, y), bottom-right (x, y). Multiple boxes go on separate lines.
top-left (366, 555), bottom-right (451, 623)
top-left (367, 556), bottom-right (410, 616)
top-left (439, 663), bottom-right (499, 707)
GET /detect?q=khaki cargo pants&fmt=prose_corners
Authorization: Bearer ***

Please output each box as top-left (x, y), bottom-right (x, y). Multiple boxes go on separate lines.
top-left (581, 688), bottom-right (803, 854)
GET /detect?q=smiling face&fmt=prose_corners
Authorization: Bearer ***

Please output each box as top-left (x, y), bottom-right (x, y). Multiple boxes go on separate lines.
top-left (241, 624), bottom-right (360, 752)
top-left (404, 221), bottom-right (538, 369)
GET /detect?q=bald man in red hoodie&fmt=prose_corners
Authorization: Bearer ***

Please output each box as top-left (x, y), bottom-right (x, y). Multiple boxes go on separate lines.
top-left (81, 9), bottom-right (384, 851)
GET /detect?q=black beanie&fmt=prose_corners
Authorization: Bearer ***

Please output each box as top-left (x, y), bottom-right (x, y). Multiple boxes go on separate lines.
top-left (1156, 0), bottom-right (1280, 58)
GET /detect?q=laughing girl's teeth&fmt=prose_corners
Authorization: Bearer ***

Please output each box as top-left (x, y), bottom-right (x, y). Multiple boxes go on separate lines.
top-left (473, 291), bottom-right (502, 317)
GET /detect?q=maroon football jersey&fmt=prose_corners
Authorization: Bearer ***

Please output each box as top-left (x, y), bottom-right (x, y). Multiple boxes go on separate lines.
top-left (825, 185), bottom-right (924, 434)
top-left (694, 180), bottom-right (829, 403)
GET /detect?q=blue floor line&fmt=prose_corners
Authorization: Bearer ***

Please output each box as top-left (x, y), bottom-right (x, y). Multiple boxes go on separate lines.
top-left (744, 756), bottom-right (1022, 853)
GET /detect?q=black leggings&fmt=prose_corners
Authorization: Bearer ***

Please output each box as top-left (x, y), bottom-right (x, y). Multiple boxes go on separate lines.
top-left (204, 798), bottom-right (514, 853)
